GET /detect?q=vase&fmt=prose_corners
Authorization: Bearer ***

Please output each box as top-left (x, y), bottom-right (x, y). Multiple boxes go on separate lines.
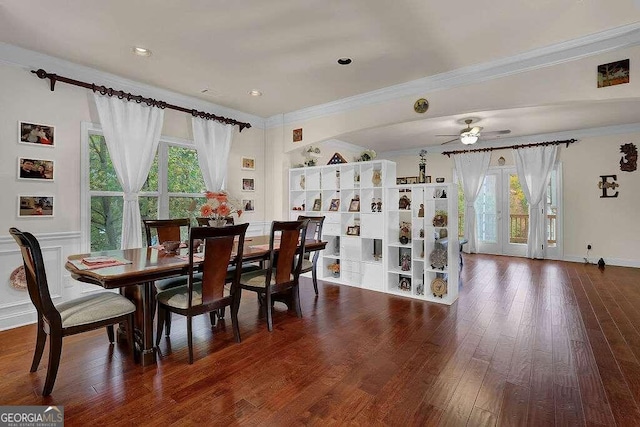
top-left (211, 218), bottom-right (226, 227)
top-left (332, 272), bottom-right (340, 278)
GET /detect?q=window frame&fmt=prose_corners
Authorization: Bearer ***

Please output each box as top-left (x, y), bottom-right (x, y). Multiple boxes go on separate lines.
top-left (81, 122), bottom-right (204, 252)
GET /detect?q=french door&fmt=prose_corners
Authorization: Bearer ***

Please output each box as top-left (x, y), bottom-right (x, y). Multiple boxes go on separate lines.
top-left (474, 166), bottom-right (561, 258)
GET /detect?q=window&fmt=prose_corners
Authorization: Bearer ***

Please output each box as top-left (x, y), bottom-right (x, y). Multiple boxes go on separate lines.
top-left (83, 125), bottom-right (206, 251)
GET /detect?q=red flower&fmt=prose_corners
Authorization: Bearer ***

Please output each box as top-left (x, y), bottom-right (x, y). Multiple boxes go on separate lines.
top-left (200, 204), bottom-right (214, 217)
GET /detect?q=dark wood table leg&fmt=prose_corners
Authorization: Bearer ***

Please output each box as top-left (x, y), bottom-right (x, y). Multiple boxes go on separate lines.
top-left (122, 282), bottom-right (157, 366)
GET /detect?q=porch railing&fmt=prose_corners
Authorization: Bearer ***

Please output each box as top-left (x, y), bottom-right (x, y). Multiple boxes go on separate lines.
top-left (458, 213), bottom-right (557, 244)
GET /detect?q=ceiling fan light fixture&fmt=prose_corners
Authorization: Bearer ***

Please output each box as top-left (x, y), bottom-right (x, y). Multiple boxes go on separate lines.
top-left (460, 133), bottom-right (479, 145)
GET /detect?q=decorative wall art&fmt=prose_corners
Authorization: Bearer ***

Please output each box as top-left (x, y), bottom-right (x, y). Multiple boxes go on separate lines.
top-left (413, 98), bottom-right (429, 114)
top-left (19, 121), bottom-right (55, 147)
top-left (9, 266), bottom-right (27, 291)
top-left (241, 157), bottom-right (255, 170)
top-left (242, 178), bottom-right (255, 191)
top-left (18, 157), bottom-right (54, 181)
top-left (598, 175), bottom-right (619, 198)
top-left (597, 59), bottom-right (629, 88)
top-left (242, 199), bottom-right (255, 211)
top-left (620, 143), bottom-right (637, 172)
top-left (18, 196), bottom-right (54, 217)
top-left (293, 128), bottom-right (303, 142)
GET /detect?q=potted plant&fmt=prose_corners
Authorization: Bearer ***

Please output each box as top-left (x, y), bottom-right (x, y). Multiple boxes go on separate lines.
top-left (327, 262), bottom-right (340, 277)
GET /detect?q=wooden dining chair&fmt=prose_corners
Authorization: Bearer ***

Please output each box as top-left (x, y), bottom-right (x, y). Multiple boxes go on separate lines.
top-left (239, 220), bottom-right (308, 331)
top-left (297, 215), bottom-right (325, 295)
top-left (9, 227), bottom-right (136, 396)
top-left (155, 223), bottom-right (249, 364)
top-left (143, 218), bottom-right (194, 335)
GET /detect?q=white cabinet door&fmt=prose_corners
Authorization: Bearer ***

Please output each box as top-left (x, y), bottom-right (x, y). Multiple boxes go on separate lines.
top-left (361, 263), bottom-right (384, 291)
top-left (360, 213), bottom-right (384, 239)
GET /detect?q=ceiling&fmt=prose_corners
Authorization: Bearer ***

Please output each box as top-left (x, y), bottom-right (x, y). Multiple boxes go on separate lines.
top-left (1, 0), bottom-right (639, 120)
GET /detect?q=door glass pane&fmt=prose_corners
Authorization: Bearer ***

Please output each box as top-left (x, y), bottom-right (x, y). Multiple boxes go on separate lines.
top-left (167, 146), bottom-right (206, 193)
top-left (509, 174), bottom-right (529, 244)
top-left (90, 196), bottom-right (157, 251)
top-left (476, 174), bottom-right (497, 243)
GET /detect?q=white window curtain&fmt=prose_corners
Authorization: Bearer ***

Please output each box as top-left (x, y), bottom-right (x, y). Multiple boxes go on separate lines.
top-left (454, 152), bottom-right (491, 253)
top-left (514, 145), bottom-right (558, 259)
top-left (93, 94), bottom-right (164, 249)
top-left (191, 117), bottom-right (234, 191)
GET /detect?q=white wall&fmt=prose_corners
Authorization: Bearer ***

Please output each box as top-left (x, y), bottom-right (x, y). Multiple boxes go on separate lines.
top-left (0, 62), bottom-right (266, 330)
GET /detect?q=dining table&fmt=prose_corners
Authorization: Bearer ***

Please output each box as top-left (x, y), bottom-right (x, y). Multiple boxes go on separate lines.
top-left (65, 235), bottom-right (326, 366)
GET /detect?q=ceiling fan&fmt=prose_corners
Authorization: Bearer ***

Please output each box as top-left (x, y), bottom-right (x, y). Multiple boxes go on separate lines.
top-left (437, 119), bottom-right (511, 145)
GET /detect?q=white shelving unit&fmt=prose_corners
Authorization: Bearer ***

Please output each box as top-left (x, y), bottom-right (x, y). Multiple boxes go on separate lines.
top-left (384, 183), bottom-right (459, 305)
top-left (288, 160), bottom-right (396, 290)
top-left (289, 163), bottom-right (458, 305)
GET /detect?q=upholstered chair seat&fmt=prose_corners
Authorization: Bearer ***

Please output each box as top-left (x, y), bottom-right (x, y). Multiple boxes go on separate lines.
top-left (56, 293), bottom-right (135, 328)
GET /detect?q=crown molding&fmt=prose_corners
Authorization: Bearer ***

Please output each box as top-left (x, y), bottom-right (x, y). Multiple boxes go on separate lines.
top-left (272, 23), bottom-right (640, 128)
top-left (0, 42), bottom-right (266, 129)
top-left (379, 122), bottom-right (640, 157)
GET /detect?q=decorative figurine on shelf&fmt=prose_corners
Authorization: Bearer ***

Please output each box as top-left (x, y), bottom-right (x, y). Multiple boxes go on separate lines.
top-left (371, 198), bottom-right (377, 212)
top-left (356, 149), bottom-right (377, 162)
top-left (300, 175), bottom-right (305, 189)
top-left (399, 221), bottom-right (411, 244)
top-left (441, 189), bottom-right (447, 198)
top-left (372, 169), bottom-right (382, 187)
top-left (398, 277), bottom-right (411, 291)
top-left (416, 281), bottom-right (425, 296)
top-left (418, 149), bottom-right (427, 183)
top-left (432, 212), bottom-right (448, 227)
top-left (376, 198), bottom-right (382, 212)
top-left (418, 203), bottom-right (424, 218)
top-left (303, 146), bottom-right (321, 167)
top-left (401, 252), bottom-right (411, 271)
top-left (431, 277), bottom-right (447, 298)
top-left (419, 228), bottom-right (424, 238)
top-left (399, 195), bottom-right (411, 210)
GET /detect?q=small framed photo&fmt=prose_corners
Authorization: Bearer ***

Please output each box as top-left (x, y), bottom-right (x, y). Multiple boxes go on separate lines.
top-left (348, 198), bottom-right (360, 212)
top-left (242, 157), bottom-right (255, 170)
top-left (329, 198), bottom-right (340, 211)
top-left (406, 176), bottom-right (418, 184)
top-left (396, 177), bottom-right (407, 185)
top-left (426, 176), bottom-right (432, 183)
top-left (18, 157), bottom-right (54, 181)
top-left (19, 121), bottom-right (55, 147)
top-left (18, 196), bottom-right (54, 217)
top-left (312, 199), bottom-right (322, 211)
top-left (242, 199), bottom-right (255, 211)
top-left (346, 225), bottom-right (360, 236)
top-left (242, 178), bottom-right (255, 191)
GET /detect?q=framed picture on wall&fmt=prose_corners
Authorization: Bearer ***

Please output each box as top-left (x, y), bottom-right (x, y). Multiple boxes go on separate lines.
top-left (18, 195), bottom-right (54, 217)
top-left (19, 121), bottom-right (55, 147)
top-left (242, 157), bottom-right (255, 170)
top-left (17, 157), bottom-right (54, 181)
top-left (242, 178), bottom-right (255, 191)
top-left (242, 199), bottom-right (255, 211)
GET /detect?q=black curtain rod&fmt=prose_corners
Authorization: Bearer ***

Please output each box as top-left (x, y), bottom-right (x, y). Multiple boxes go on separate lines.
top-left (31, 69), bottom-right (251, 132)
top-left (441, 139), bottom-right (577, 157)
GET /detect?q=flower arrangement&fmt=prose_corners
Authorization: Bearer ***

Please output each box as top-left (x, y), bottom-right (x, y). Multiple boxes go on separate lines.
top-left (199, 191), bottom-right (243, 225)
top-left (356, 149), bottom-right (377, 162)
top-left (303, 146), bottom-right (321, 167)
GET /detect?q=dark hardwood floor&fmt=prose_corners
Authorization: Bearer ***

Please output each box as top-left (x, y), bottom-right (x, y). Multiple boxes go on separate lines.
top-left (1, 255), bottom-right (640, 426)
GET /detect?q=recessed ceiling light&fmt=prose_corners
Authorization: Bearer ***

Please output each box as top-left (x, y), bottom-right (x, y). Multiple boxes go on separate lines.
top-left (249, 90), bottom-right (262, 97)
top-left (132, 46), bottom-right (152, 57)
top-left (337, 58), bottom-right (352, 65)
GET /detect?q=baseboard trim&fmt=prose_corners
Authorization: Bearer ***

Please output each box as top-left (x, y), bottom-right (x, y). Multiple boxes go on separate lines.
top-left (564, 255), bottom-right (640, 268)
top-left (0, 309), bottom-right (36, 332)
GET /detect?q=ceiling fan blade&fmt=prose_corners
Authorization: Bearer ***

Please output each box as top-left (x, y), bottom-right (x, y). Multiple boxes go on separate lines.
top-left (440, 138), bottom-right (459, 145)
top-left (482, 129), bottom-right (511, 136)
top-left (435, 134), bottom-right (460, 137)
top-left (470, 126), bottom-right (482, 134)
